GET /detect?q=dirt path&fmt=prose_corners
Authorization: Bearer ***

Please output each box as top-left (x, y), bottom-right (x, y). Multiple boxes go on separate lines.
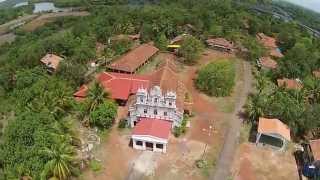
top-left (0, 14), bottom-right (38, 35)
top-left (211, 60), bottom-right (252, 180)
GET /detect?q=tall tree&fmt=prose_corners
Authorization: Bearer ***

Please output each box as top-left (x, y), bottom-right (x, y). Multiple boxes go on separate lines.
top-left (40, 142), bottom-right (76, 180)
top-left (178, 36), bottom-right (204, 64)
top-left (86, 82), bottom-right (110, 114)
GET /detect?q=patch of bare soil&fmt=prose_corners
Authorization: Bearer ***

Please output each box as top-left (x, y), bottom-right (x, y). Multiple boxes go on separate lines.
top-left (0, 33), bottom-right (16, 46)
top-left (81, 107), bottom-right (139, 180)
top-left (22, 11), bottom-right (90, 32)
top-left (232, 143), bottom-right (299, 180)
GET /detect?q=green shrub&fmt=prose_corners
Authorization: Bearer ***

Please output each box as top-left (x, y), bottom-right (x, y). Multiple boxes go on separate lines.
top-left (89, 160), bottom-right (102, 172)
top-left (173, 126), bottom-right (182, 137)
top-left (118, 119), bottom-right (127, 129)
top-left (89, 101), bottom-right (118, 129)
top-left (173, 116), bottom-right (189, 137)
top-left (111, 37), bottom-right (132, 55)
top-left (195, 159), bottom-right (208, 169)
top-left (196, 59), bottom-right (235, 97)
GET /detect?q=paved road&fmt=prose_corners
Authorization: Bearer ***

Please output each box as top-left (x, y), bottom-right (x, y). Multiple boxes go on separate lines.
top-left (211, 60), bottom-right (252, 180)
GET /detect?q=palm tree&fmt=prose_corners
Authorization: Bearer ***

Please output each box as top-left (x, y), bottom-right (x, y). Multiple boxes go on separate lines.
top-left (87, 81), bottom-right (110, 113)
top-left (245, 94), bottom-right (265, 122)
top-left (40, 142), bottom-right (76, 180)
top-left (52, 117), bottom-right (81, 147)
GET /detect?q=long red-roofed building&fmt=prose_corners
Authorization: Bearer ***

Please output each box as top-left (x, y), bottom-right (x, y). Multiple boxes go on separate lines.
top-left (74, 72), bottom-right (151, 103)
top-left (107, 43), bottom-right (159, 74)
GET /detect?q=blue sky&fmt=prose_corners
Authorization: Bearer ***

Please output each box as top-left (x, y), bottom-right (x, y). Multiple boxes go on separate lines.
top-left (284, 0), bottom-right (320, 13)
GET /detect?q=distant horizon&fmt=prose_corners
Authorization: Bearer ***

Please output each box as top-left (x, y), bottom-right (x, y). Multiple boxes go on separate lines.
top-left (283, 0), bottom-right (320, 13)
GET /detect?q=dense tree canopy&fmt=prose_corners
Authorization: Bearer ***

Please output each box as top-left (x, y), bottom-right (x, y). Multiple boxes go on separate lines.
top-left (178, 36), bottom-right (204, 64)
top-left (89, 101), bottom-right (118, 129)
top-left (196, 60), bottom-right (235, 97)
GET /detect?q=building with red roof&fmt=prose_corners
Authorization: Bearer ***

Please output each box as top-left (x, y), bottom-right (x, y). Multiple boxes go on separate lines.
top-left (257, 33), bottom-right (278, 49)
top-left (40, 53), bottom-right (63, 73)
top-left (206, 37), bottom-right (234, 53)
top-left (258, 56), bottom-right (278, 70)
top-left (313, 70), bottom-right (320, 78)
top-left (132, 118), bottom-right (171, 153)
top-left (74, 72), bottom-right (151, 103)
top-left (107, 43), bottom-right (159, 74)
top-left (256, 33), bottom-right (284, 58)
top-left (256, 117), bottom-right (291, 151)
top-left (277, 78), bottom-right (303, 90)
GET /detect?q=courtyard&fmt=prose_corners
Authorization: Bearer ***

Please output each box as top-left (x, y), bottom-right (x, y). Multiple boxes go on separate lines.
top-left (80, 49), bottom-right (246, 180)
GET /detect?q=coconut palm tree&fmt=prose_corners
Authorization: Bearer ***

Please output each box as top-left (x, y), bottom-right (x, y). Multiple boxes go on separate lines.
top-left (245, 94), bottom-right (265, 122)
top-left (87, 81), bottom-right (110, 113)
top-left (40, 142), bottom-right (76, 180)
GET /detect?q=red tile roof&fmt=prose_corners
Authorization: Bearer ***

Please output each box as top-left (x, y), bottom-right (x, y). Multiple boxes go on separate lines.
top-left (108, 43), bottom-right (159, 73)
top-left (206, 38), bottom-right (234, 49)
top-left (132, 118), bottom-right (172, 139)
top-left (260, 57), bottom-right (278, 69)
top-left (277, 78), bottom-right (303, 90)
top-left (149, 57), bottom-right (190, 111)
top-left (97, 72), bottom-right (151, 100)
top-left (258, 117), bottom-right (291, 141)
top-left (170, 34), bottom-right (188, 44)
top-left (74, 55), bottom-right (192, 111)
top-left (40, 54), bottom-right (63, 71)
top-left (310, 139), bottom-right (320, 161)
top-left (270, 48), bottom-right (284, 58)
top-left (74, 72), bottom-right (151, 101)
top-left (256, 33), bottom-right (284, 58)
top-left (313, 70), bottom-right (320, 78)
top-left (73, 85), bottom-right (88, 100)
top-left (257, 33), bottom-right (278, 49)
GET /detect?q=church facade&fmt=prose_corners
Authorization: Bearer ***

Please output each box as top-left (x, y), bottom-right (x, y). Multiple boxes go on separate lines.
top-left (128, 86), bottom-right (184, 128)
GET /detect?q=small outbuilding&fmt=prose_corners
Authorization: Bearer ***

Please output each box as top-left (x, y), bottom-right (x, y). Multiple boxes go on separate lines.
top-left (277, 78), bottom-right (303, 90)
top-left (206, 38), bottom-right (234, 53)
top-left (40, 53), bottom-right (63, 73)
top-left (258, 56), bottom-right (278, 70)
top-left (313, 70), bottom-right (320, 78)
top-left (132, 118), bottom-right (171, 153)
top-left (256, 117), bottom-right (291, 151)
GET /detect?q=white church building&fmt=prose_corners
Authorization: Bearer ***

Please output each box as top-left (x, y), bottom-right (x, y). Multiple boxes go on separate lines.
top-left (128, 86), bottom-right (183, 128)
top-left (129, 86), bottom-right (184, 153)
